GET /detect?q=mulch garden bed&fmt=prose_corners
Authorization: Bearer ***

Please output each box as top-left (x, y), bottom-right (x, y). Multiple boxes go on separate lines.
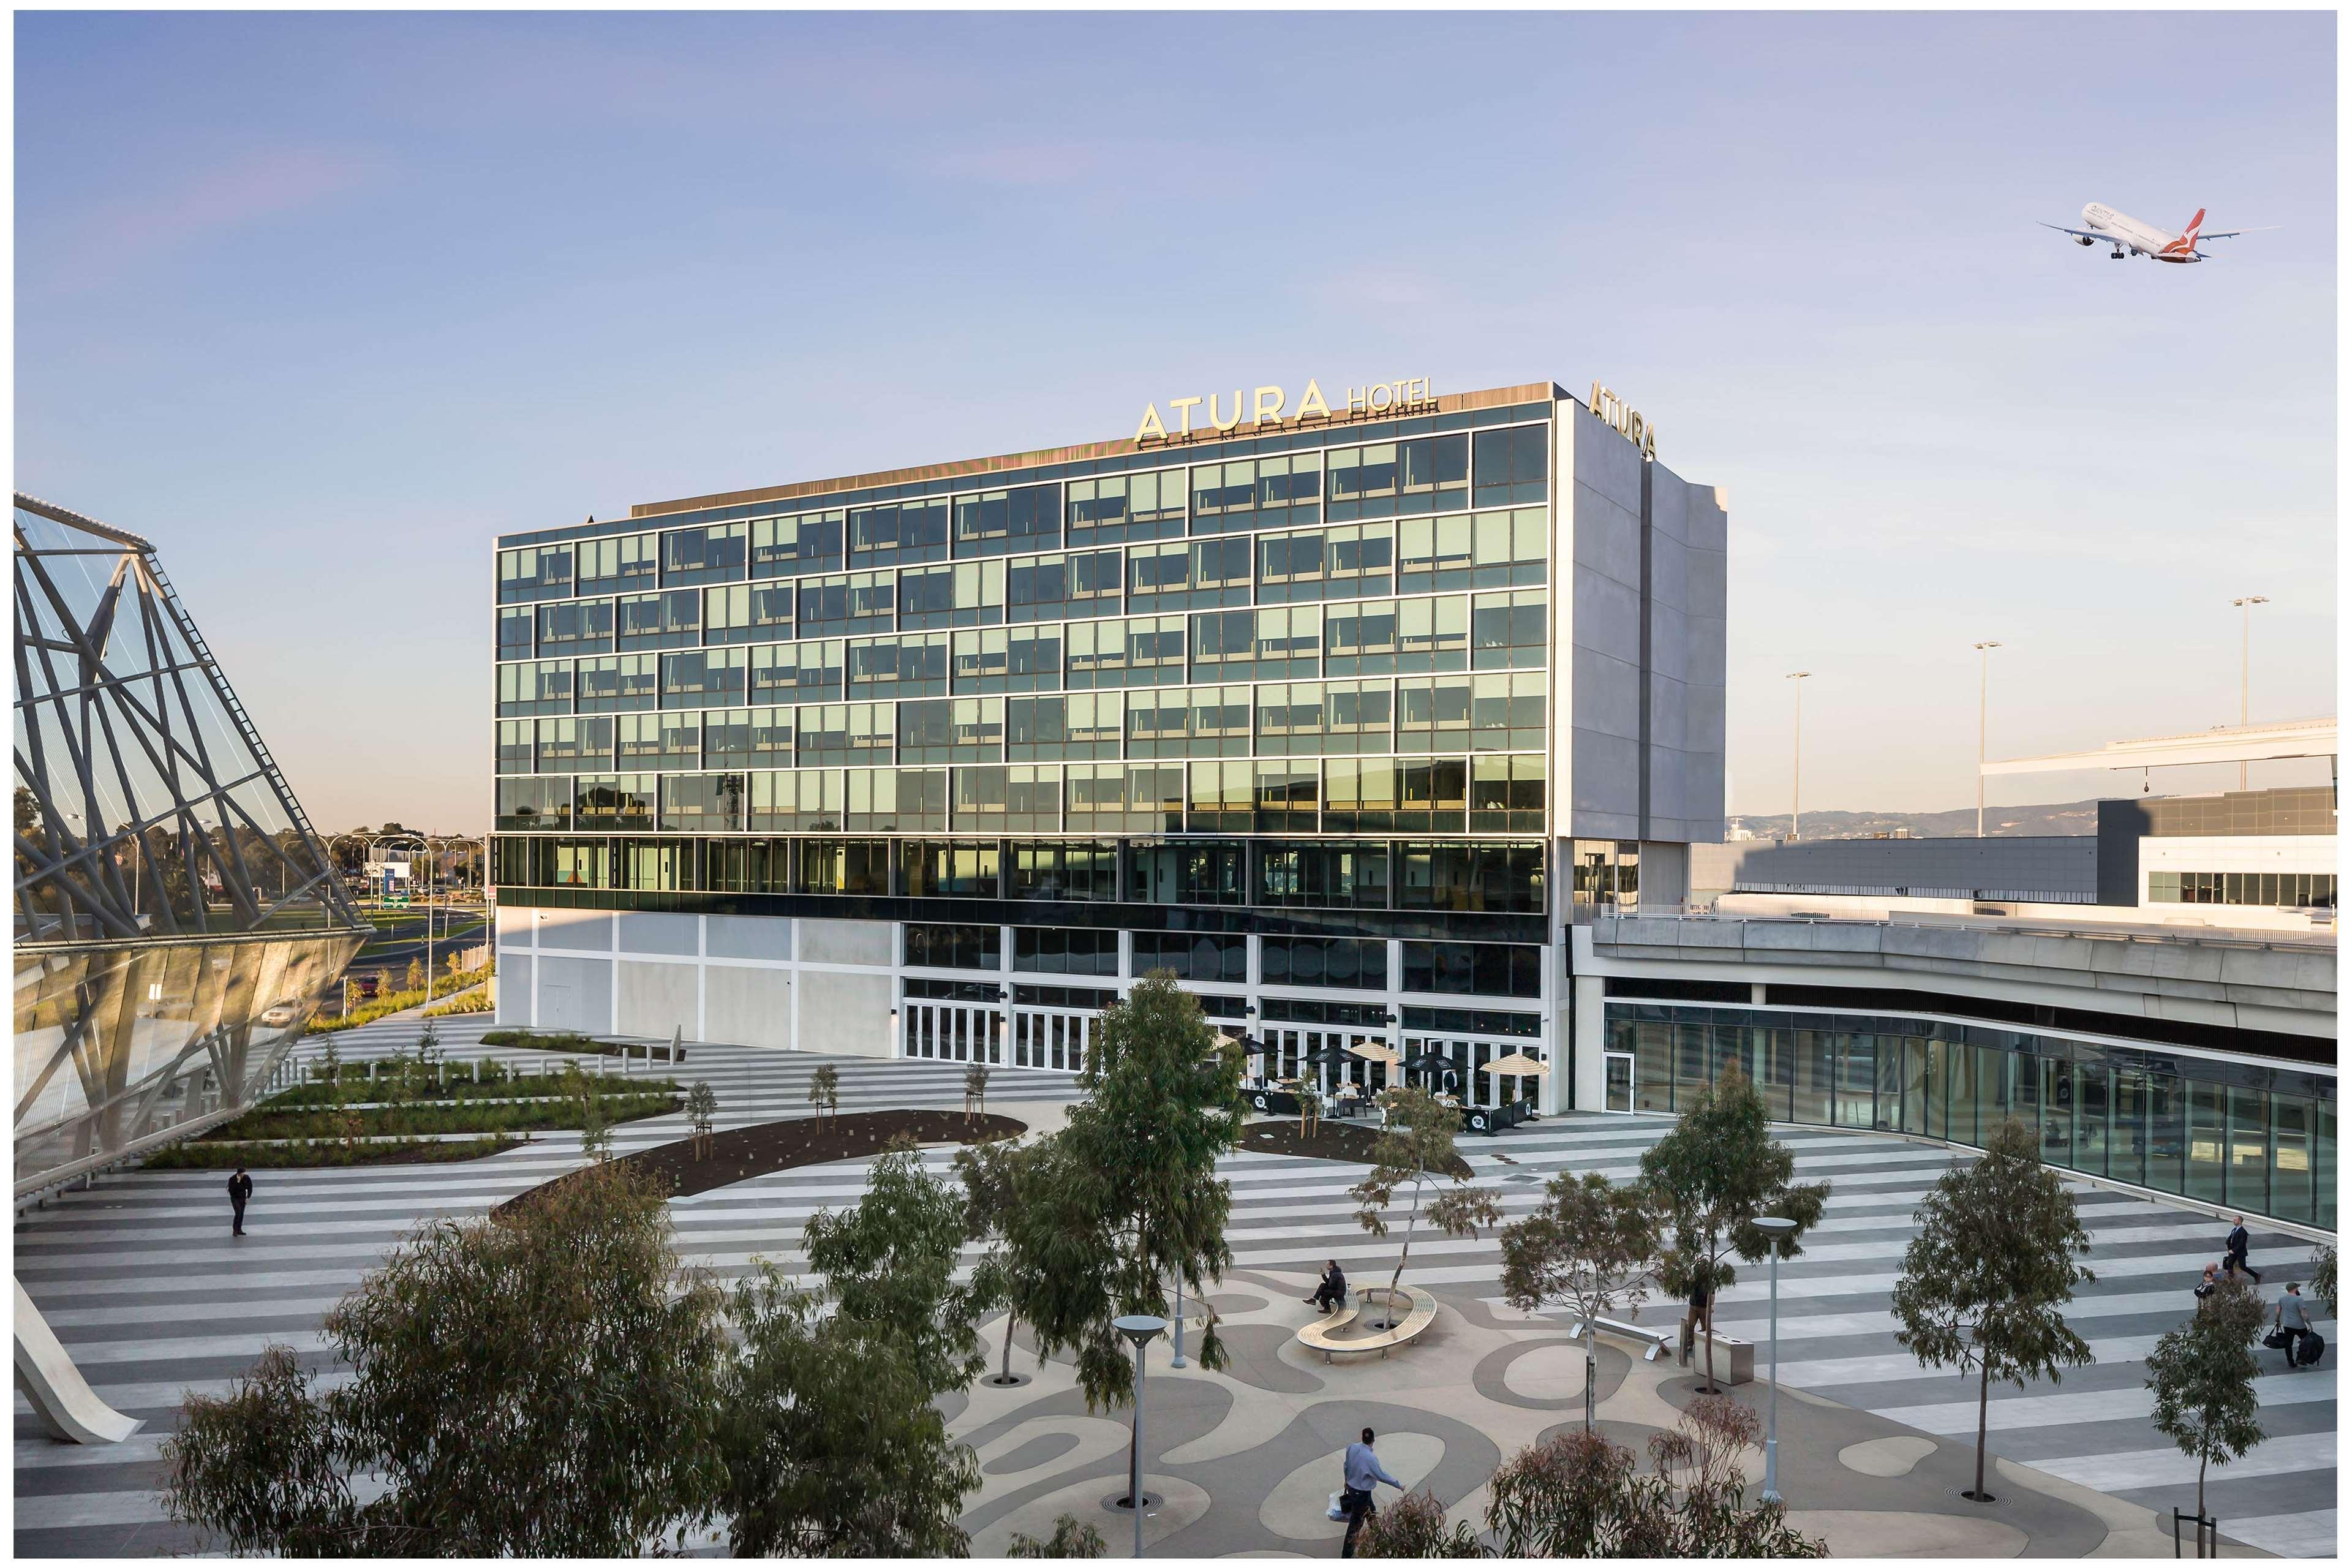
top-left (145, 1136), bottom-right (526, 1169)
top-left (1237, 1117), bottom-right (1471, 1180)
top-left (499, 1109), bottom-right (1028, 1213)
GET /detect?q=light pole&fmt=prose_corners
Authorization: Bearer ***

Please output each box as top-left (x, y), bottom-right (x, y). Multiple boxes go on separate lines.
top-left (1113, 1314), bottom-right (1168, 1558)
top-left (1972, 642), bottom-right (2001, 837)
top-left (1170, 1275), bottom-right (1188, 1370)
top-left (1752, 1215), bottom-right (1797, 1503)
top-left (1784, 673), bottom-right (1811, 840)
top-left (2229, 596), bottom-right (2269, 789)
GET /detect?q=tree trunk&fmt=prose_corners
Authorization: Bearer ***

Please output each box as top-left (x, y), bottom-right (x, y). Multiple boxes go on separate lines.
top-left (1973, 1360), bottom-right (1991, 1499)
top-left (2197, 1452), bottom-right (2208, 1539)
top-left (1000, 1307), bottom-right (1018, 1382)
top-left (1384, 1171), bottom-right (1425, 1329)
top-left (1584, 1309), bottom-right (1599, 1430)
top-left (1703, 1314), bottom-right (1717, 1393)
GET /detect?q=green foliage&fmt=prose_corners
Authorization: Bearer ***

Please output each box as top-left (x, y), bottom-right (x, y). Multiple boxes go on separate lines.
top-left (1006, 1511), bottom-right (1111, 1558)
top-left (161, 1163), bottom-right (732, 1555)
top-left (1891, 1117), bottom-right (2095, 1498)
top-left (1353, 1086), bottom-right (1503, 1306)
top-left (801, 1138), bottom-right (993, 1402)
top-left (965, 1061), bottom-right (992, 1116)
top-left (1499, 1169), bottom-right (1664, 1427)
top-left (208, 1091), bottom-right (678, 1143)
top-left (1639, 1060), bottom-right (1831, 1391)
top-left (2312, 1243), bottom-right (2338, 1317)
top-left (1025, 974), bottom-right (1244, 1412)
top-left (265, 1067), bottom-right (676, 1110)
top-left (312, 965), bottom-right (492, 1033)
top-left (809, 1063), bottom-right (842, 1128)
top-left (146, 1136), bottom-right (521, 1170)
top-left (1355, 1491), bottom-right (1485, 1558)
top-left (2146, 1276), bottom-right (2267, 1517)
top-left (567, 1063), bottom-right (614, 1162)
top-left (686, 1081), bottom-right (718, 1158)
top-left (957, 1134), bottom-right (1050, 1382)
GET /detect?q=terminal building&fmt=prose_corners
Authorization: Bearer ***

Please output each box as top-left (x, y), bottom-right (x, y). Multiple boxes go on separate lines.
top-left (491, 379), bottom-right (1725, 1114)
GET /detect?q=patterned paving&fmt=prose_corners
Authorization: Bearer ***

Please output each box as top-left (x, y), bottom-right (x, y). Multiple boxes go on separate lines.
top-left (13, 1017), bottom-right (2337, 1558)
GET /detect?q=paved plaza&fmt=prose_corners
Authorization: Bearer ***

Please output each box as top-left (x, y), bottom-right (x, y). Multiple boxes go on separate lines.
top-left (13, 1017), bottom-right (2337, 1558)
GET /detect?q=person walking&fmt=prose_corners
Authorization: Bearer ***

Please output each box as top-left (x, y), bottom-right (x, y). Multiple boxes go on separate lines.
top-left (1680, 1272), bottom-right (1713, 1368)
top-left (2226, 1216), bottom-right (2263, 1284)
top-left (2274, 1283), bottom-right (2314, 1371)
top-left (2193, 1262), bottom-right (2220, 1308)
top-left (227, 1166), bottom-right (253, 1237)
top-left (1338, 1426), bottom-right (1404, 1558)
top-left (1306, 1260), bottom-right (1349, 1314)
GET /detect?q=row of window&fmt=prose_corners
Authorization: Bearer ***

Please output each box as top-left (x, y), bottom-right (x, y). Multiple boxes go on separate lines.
top-left (2147, 870), bottom-right (2337, 909)
top-left (492, 754), bottom-right (1548, 835)
top-left (1616, 1008), bottom-right (2334, 1229)
top-left (497, 523), bottom-right (1550, 659)
top-left (496, 675), bottom-right (1547, 774)
top-left (496, 429), bottom-right (1552, 601)
top-left (497, 594), bottom-right (1548, 710)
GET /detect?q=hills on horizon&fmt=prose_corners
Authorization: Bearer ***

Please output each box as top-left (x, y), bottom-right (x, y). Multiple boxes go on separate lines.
top-left (1726, 798), bottom-right (2109, 840)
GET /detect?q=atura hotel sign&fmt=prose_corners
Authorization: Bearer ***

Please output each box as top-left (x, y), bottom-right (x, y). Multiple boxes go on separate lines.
top-left (1134, 377), bottom-right (1434, 442)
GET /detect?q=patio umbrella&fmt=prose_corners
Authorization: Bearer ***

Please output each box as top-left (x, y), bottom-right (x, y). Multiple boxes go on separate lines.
top-left (1348, 1041), bottom-right (1402, 1065)
top-left (1401, 1050), bottom-right (1455, 1074)
top-left (1479, 1052), bottom-right (1551, 1076)
top-left (1300, 1045), bottom-right (1350, 1068)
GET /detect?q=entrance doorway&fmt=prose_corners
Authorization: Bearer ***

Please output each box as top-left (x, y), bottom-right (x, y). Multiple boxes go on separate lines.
top-left (1605, 1052), bottom-right (1635, 1113)
top-left (902, 1001), bottom-right (1002, 1065)
top-left (1011, 1008), bottom-right (1099, 1072)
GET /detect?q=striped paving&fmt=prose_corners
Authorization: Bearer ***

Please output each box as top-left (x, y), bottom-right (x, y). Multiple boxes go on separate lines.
top-left (13, 1017), bottom-right (2337, 1558)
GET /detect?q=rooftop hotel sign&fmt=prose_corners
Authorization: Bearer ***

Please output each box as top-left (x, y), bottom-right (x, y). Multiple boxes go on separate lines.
top-left (1134, 377), bottom-right (1434, 442)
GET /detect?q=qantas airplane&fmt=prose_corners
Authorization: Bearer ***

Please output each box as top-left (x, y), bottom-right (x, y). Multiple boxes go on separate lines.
top-left (2041, 203), bottom-right (2274, 263)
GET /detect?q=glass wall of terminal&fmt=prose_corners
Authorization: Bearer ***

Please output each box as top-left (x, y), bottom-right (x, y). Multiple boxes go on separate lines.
top-left (1611, 1003), bottom-right (2334, 1229)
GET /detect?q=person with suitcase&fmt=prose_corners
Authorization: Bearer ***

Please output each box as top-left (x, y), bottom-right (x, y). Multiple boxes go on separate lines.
top-left (2274, 1283), bottom-right (2317, 1371)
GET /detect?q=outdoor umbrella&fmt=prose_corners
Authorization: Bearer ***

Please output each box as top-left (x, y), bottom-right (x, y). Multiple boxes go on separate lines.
top-left (1347, 1041), bottom-right (1401, 1065)
top-left (1479, 1052), bottom-right (1551, 1077)
top-left (1401, 1049), bottom-right (1455, 1074)
top-left (1300, 1045), bottom-right (1350, 1068)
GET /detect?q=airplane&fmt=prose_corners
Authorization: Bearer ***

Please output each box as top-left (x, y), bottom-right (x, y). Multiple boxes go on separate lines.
top-left (2040, 203), bottom-right (2273, 263)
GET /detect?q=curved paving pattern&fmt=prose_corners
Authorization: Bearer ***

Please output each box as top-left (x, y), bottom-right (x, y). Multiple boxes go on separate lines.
top-left (12, 1018), bottom-right (2337, 1557)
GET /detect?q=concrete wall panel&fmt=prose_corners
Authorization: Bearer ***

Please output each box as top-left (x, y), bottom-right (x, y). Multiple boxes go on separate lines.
top-left (708, 914), bottom-right (794, 962)
top-left (705, 965), bottom-right (794, 1049)
top-left (496, 954), bottom-right (532, 1025)
top-left (618, 912), bottom-right (699, 957)
top-left (537, 910), bottom-right (614, 953)
top-left (535, 954), bottom-right (611, 1033)
top-left (799, 918), bottom-right (892, 967)
top-left (617, 959), bottom-right (698, 1039)
top-left (799, 968), bottom-right (894, 1057)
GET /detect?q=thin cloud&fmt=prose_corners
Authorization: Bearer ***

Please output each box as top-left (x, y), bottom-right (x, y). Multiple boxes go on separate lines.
top-left (39, 147), bottom-right (372, 290)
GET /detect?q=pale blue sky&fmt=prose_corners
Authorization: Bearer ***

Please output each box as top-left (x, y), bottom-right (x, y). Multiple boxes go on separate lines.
top-left (17, 11), bottom-right (2337, 835)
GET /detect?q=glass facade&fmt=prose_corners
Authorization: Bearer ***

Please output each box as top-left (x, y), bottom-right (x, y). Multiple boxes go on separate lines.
top-left (1612, 1002), bottom-right (2334, 1229)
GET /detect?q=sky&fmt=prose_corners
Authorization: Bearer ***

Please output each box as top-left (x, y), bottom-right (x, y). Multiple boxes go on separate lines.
top-left (15, 11), bottom-right (2337, 837)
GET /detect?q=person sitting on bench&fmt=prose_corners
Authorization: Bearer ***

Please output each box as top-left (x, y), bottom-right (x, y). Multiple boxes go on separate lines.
top-left (1306, 1259), bottom-right (1349, 1313)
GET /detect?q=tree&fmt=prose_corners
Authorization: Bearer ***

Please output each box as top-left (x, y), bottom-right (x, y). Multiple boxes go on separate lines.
top-left (1499, 1169), bottom-right (1664, 1428)
top-left (965, 1061), bottom-right (991, 1122)
top-left (1353, 1086), bottom-right (1502, 1324)
top-left (161, 1163), bottom-right (731, 1555)
top-left (957, 1134), bottom-right (1049, 1384)
top-left (1354, 1491), bottom-right (1484, 1558)
top-left (1639, 1060), bottom-right (1831, 1393)
top-left (1890, 1116), bottom-right (2095, 1501)
top-left (809, 1063), bottom-right (840, 1129)
top-left (2312, 1243), bottom-right (2338, 1317)
top-left (2146, 1276), bottom-right (2267, 1524)
top-left (685, 1081), bottom-right (718, 1160)
top-left (799, 1138), bottom-right (992, 1402)
top-left (1007, 1512), bottom-right (1110, 1558)
top-left (568, 1063), bottom-right (613, 1163)
top-left (405, 958), bottom-right (425, 996)
top-left (1026, 975), bottom-right (1243, 1496)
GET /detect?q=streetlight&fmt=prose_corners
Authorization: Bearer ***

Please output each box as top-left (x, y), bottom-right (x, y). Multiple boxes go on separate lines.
top-left (1112, 1314), bottom-right (1169, 1558)
top-left (1784, 673), bottom-right (1811, 840)
top-left (1972, 642), bottom-right (2002, 838)
top-left (2229, 596), bottom-right (2269, 789)
top-left (1751, 1216), bottom-right (1798, 1503)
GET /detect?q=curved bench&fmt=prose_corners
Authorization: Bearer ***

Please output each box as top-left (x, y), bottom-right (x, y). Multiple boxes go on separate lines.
top-left (1297, 1284), bottom-right (1437, 1362)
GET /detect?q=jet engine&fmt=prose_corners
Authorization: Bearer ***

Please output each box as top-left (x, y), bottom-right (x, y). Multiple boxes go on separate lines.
top-left (2076, 236), bottom-right (2095, 246)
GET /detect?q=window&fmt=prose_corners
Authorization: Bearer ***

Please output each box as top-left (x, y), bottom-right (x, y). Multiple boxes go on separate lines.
top-left (899, 697), bottom-right (1003, 763)
top-left (1006, 693), bottom-right (1121, 761)
top-left (1015, 927), bottom-right (1117, 976)
top-left (751, 640), bottom-right (843, 704)
top-left (899, 841), bottom-right (1003, 899)
top-left (746, 706), bottom-right (796, 764)
top-left (2149, 870), bottom-right (2337, 908)
top-left (662, 522), bottom-right (748, 586)
top-left (496, 776), bottom-right (572, 831)
top-left (1007, 548), bottom-right (1123, 624)
top-left (660, 772), bottom-right (745, 831)
top-left (1257, 522), bottom-right (1395, 603)
top-left (797, 839), bottom-right (892, 895)
top-left (1125, 682), bottom-right (1250, 758)
top-left (614, 589), bottom-right (699, 650)
top-left (704, 839), bottom-right (792, 895)
top-left (1188, 606), bottom-right (1319, 682)
top-left (750, 510), bottom-right (844, 578)
top-left (1253, 760), bottom-right (1319, 832)
top-left (1471, 672), bottom-right (1545, 750)
top-left (498, 544), bottom-right (575, 603)
top-left (1256, 680), bottom-right (1390, 755)
top-left (846, 632), bottom-right (950, 698)
top-left (1253, 682), bottom-right (1324, 755)
top-left (575, 774), bottom-right (656, 830)
top-left (575, 653), bottom-right (660, 713)
top-left (619, 709), bottom-right (701, 766)
top-left (953, 625), bottom-right (1061, 693)
top-left (702, 582), bottom-right (794, 645)
top-left (1132, 931), bottom-right (1245, 984)
top-left (1472, 589), bottom-right (1547, 668)
top-left (1189, 454), bottom-right (1321, 533)
top-left (796, 702), bottom-right (893, 763)
top-left (1009, 840), bottom-right (1117, 902)
top-left (1127, 841), bottom-right (1244, 904)
top-left (845, 767), bottom-right (948, 831)
top-left (576, 532), bottom-right (658, 595)
top-left (1472, 423), bottom-right (1550, 507)
top-left (899, 560), bottom-right (1006, 630)
top-left (905, 924), bottom-right (1001, 971)
top-left (1399, 842), bottom-right (1545, 911)
top-left (847, 499), bottom-right (949, 565)
top-left (797, 571), bottom-right (896, 636)
top-left (1261, 937), bottom-right (1385, 990)
top-left (499, 660), bottom-right (575, 716)
top-left (953, 483), bottom-right (1060, 556)
top-left (701, 708), bottom-right (752, 764)
top-left (1255, 843), bottom-right (1389, 908)
top-left (1068, 469), bottom-right (1186, 543)
top-left (1186, 760), bottom-right (1254, 832)
top-left (537, 598), bottom-right (616, 655)
top-left (496, 720), bottom-right (534, 774)
top-left (1128, 537), bottom-right (1251, 609)
top-left (1401, 507), bottom-right (1547, 592)
top-left (1396, 760), bottom-right (1469, 832)
top-left (1067, 614), bottom-right (1184, 688)
top-left (1398, 676), bottom-right (1472, 752)
top-left (1323, 758), bottom-right (1397, 832)
top-left (498, 606), bottom-right (537, 661)
top-left (1322, 600), bottom-right (1396, 676)
top-left (1326, 435), bottom-right (1468, 519)
top-left (748, 769), bottom-right (842, 832)
top-left (1064, 761), bottom-right (1164, 834)
top-left (1472, 755), bottom-right (1546, 833)
top-left (1403, 941), bottom-right (1542, 998)
top-left (660, 647), bottom-right (748, 709)
top-left (537, 716), bottom-right (614, 772)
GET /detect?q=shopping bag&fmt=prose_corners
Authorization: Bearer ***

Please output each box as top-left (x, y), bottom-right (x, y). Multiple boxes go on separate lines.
top-left (1327, 1490), bottom-right (1348, 1521)
top-left (2298, 1331), bottom-right (2326, 1366)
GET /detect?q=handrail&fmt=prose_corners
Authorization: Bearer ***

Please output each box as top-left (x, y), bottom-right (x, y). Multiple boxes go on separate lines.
top-left (1594, 911), bottom-right (2336, 954)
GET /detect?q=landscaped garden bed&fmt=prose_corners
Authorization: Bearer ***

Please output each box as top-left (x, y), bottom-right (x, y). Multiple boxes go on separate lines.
top-left (502, 1109), bottom-right (1027, 1211)
top-left (144, 1136), bottom-right (526, 1169)
top-left (201, 1090), bottom-right (682, 1144)
top-left (268, 1067), bottom-right (676, 1110)
top-left (480, 1028), bottom-right (676, 1060)
top-left (1237, 1117), bottom-right (1471, 1178)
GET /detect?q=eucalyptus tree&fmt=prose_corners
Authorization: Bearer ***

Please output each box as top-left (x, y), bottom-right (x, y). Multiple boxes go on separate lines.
top-left (1353, 1086), bottom-right (1502, 1323)
top-left (1499, 1169), bottom-right (1665, 1428)
top-left (807, 1061), bottom-right (841, 1128)
top-left (1891, 1116), bottom-right (2095, 1501)
top-left (2146, 1276), bottom-right (2267, 1526)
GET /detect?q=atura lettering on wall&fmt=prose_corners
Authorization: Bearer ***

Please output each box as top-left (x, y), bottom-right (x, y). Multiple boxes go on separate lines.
top-left (1588, 382), bottom-right (1656, 461)
top-left (1134, 377), bottom-right (1434, 443)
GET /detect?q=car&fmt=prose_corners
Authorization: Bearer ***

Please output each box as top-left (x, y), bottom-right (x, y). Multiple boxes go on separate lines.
top-left (259, 1001), bottom-right (302, 1028)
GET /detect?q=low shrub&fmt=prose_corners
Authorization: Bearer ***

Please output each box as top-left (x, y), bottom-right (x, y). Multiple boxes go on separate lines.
top-left (268, 1069), bottom-right (677, 1109)
top-left (203, 1093), bottom-right (682, 1143)
top-left (145, 1136), bottom-right (523, 1169)
top-left (480, 1028), bottom-right (676, 1061)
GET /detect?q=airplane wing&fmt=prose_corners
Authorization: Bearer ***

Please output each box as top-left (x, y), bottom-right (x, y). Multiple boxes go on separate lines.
top-left (2199, 226), bottom-right (2281, 240)
top-left (2038, 222), bottom-right (2126, 245)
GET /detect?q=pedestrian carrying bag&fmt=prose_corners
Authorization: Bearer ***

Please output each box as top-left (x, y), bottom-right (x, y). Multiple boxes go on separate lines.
top-left (1327, 1491), bottom-right (1347, 1521)
top-left (2263, 1327), bottom-right (2291, 1351)
top-left (2298, 1331), bottom-right (2326, 1365)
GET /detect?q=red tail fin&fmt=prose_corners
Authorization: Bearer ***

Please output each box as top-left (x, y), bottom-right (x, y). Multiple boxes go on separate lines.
top-left (2182, 208), bottom-right (2206, 243)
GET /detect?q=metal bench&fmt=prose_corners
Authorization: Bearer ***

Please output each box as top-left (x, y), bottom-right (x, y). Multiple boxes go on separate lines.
top-left (1566, 1316), bottom-right (1755, 1383)
top-left (1566, 1314), bottom-right (1678, 1360)
top-left (1297, 1285), bottom-right (1438, 1362)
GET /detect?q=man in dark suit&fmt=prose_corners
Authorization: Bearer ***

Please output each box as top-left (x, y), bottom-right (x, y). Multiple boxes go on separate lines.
top-left (2226, 1216), bottom-right (2261, 1284)
top-left (228, 1166), bottom-right (253, 1237)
